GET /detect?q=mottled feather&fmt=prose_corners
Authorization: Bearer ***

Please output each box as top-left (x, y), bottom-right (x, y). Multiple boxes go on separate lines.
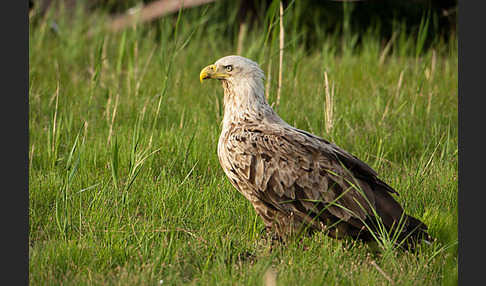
top-left (203, 55), bottom-right (428, 246)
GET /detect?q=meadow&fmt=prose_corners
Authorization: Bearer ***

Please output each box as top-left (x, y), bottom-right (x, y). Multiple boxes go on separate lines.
top-left (29, 2), bottom-right (457, 285)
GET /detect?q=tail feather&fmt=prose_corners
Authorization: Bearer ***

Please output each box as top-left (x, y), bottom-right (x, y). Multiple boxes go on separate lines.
top-left (399, 214), bottom-right (431, 248)
top-left (372, 181), bottom-right (431, 249)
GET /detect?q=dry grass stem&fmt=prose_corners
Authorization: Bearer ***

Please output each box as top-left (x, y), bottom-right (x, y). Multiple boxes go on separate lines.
top-left (107, 92), bottom-right (120, 145)
top-left (427, 91), bottom-right (433, 116)
top-left (379, 31), bottom-right (397, 65)
top-left (263, 267), bottom-right (277, 286)
top-left (324, 71), bottom-right (334, 133)
top-left (381, 69), bottom-right (404, 122)
top-left (276, 1), bottom-right (284, 109)
top-left (265, 58), bottom-right (272, 101)
top-left (430, 49), bottom-right (437, 81)
top-left (135, 45), bottom-right (157, 97)
top-left (29, 143), bottom-right (35, 171)
top-left (237, 22), bottom-right (247, 55)
top-left (179, 109), bottom-right (185, 129)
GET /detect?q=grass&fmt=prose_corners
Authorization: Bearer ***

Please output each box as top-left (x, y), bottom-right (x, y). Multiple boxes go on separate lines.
top-left (29, 1), bottom-right (457, 285)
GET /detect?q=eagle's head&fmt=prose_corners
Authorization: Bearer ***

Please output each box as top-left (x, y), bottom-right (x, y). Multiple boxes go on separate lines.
top-left (199, 56), bottom-right (274, 125)
top-left (199, 55), bottom-right (265, 84)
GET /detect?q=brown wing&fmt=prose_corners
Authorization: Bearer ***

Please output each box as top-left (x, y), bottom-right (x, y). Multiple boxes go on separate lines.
top-left (223, 124), bottom-right (417, 239)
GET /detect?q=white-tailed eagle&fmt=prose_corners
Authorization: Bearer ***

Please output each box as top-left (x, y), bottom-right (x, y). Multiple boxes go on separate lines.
top-left (200, 55), bottom-right (429, 247)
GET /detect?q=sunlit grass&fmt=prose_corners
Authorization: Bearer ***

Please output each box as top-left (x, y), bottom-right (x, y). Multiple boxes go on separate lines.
top-left (29, 2), bottom-right (457, 285)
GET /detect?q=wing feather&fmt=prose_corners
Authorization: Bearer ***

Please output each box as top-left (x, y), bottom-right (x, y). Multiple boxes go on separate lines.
top-left (224, 125), bottom-right (398, 233)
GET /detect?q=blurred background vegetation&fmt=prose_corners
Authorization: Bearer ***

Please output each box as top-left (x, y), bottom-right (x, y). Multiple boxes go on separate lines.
top-left (29, 0), bottom-right (457, 55)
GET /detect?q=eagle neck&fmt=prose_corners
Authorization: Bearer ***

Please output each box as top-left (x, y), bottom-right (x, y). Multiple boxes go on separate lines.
top-left (221, 77), bottom-right (269, 130)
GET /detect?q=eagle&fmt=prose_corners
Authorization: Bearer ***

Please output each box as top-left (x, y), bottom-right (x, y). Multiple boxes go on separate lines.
top-left (200, 55), bottom-right (429, 248)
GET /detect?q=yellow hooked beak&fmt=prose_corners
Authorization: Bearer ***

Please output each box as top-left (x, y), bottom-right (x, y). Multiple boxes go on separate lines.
top-left (199, 64), bottom-right (229, 83)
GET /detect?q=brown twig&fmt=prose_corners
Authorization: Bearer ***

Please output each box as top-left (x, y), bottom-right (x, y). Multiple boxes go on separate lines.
top-left (370, 260), bottom-right (395, 285)
top-left (108, 0), bottom-right (217, 32)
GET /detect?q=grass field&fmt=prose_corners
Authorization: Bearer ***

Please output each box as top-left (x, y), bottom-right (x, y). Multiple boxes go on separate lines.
top-left (29, 2), bottom-right (457, 285)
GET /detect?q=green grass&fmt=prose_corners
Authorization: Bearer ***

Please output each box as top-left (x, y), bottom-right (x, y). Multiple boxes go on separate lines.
top-left (29, 2), bottom-right (457, 285)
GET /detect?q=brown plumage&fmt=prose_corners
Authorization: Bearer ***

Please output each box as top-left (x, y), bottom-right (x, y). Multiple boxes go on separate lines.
top-left (200, 55), bottom-right (429, 247)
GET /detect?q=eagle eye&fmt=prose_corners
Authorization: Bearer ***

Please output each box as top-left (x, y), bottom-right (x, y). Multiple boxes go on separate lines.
top-left (225, 65), bottom-right (233, 72)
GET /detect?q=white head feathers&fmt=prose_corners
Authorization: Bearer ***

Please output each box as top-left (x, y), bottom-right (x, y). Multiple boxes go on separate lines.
top-left (214, 55), bottom-right (265, 83)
